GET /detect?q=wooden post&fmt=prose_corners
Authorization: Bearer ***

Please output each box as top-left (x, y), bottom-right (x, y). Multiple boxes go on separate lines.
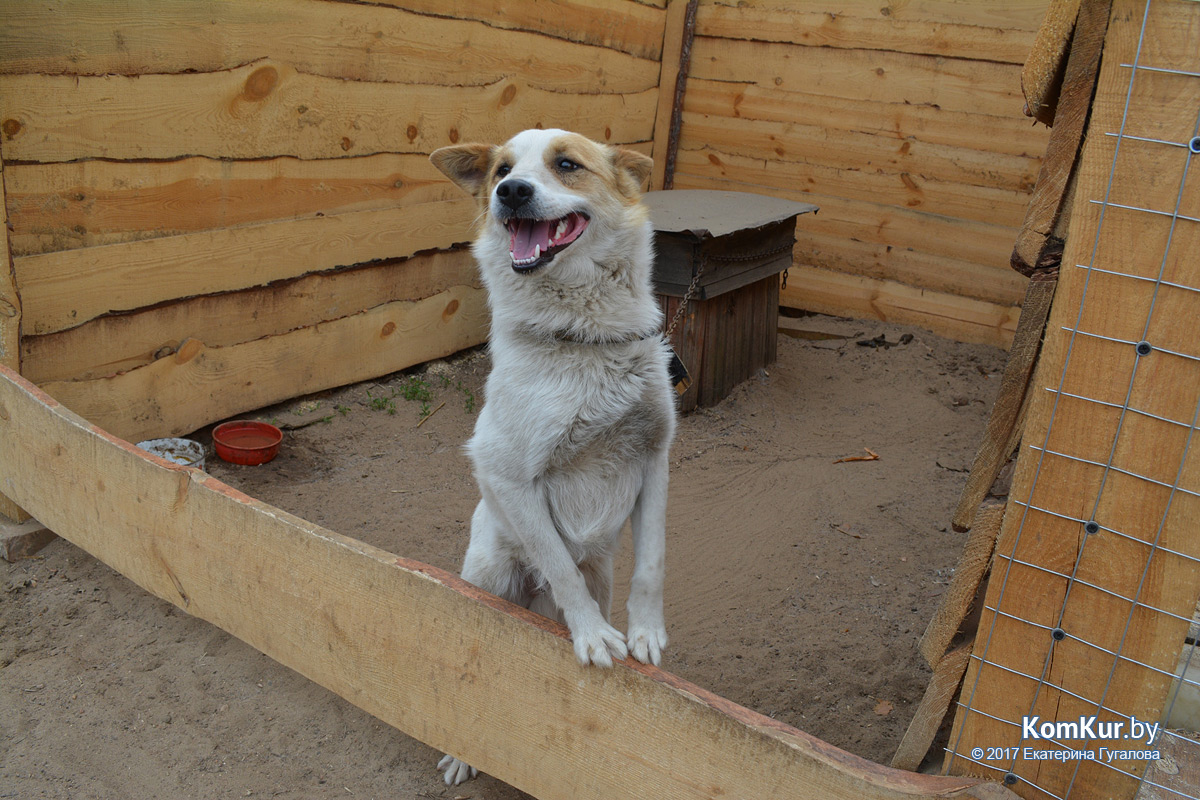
top-left (0, 146), bottom-right (32, 525)
top-left (650, 0), bottom-right (698, 191)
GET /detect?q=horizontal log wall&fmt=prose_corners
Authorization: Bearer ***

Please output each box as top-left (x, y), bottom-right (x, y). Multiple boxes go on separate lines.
top-left (669, 1), bottom-right (1052, 348)
top-left (0, 0), bottom-right (666, 441)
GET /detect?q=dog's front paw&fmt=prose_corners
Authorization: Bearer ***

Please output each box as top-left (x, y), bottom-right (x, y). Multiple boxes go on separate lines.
top-left (570, 618), bottom-right (628, 667)
top-left (437, 754), bottom-right (478, 786)
top-left (627, 624), bottom-right (668, 666)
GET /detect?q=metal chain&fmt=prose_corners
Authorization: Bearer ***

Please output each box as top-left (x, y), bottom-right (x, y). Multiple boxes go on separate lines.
top-left (664, 258), bottom-right (705, 339)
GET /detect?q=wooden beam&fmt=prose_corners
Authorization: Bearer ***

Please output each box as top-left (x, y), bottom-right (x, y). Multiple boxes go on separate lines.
top-left (21, 248), bottom-right (479, 384)
top-left (951, 274), bottom-right (1058, 531)
top-left (0, 363), bottom-right (1017, 800)
top-left (779, 265), bottom-right (1020, 350)
top-left (688, 36), bottom-right (1028, 118)
top-left (795, 229), bottom-right (1027, 310)
top-left (673, 144), bottom-right (1034, 228)
top-left (0, 0), bottom-right (659, 87)
top-left (0, 64), bottom-right (658, 163)
top-left (4, 154), bottom-right (462, 257)
top-left (38, 284), bottom-right (488, 443)
top-left (1021, 0), bottom-right (1083, 125)
top-left (15, 197), bottom-right (478, 336)
top-left (920, 501), bottom-right (1007, 668)
top-left (682, 79), bottom-right (1050, 160)
top-left (1012, 0), bottom-right (1112, 277)
top-left (693, 1), bottom-right (1043, 64)
top-left (676, 170), bottom-right (1023, 272)
top-left (678, 113), bottom-right (1042, 196)
top-left (334, 0), bottom-right (667, 60)
top-left (892, 645), bottom-right (974, 773)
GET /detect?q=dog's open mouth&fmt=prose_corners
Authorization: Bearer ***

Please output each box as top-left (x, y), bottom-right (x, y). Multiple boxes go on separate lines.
top-left (506, 212), bottom-right (590, 272)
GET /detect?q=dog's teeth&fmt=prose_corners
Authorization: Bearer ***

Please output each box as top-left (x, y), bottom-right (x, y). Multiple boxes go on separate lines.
top-left (555, 220), bottom-right (567, 240)
top-left (533, 244), bottom-right (541, 258)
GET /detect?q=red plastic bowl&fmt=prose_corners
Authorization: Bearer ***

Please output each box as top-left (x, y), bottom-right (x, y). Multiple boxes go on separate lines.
top-left (212, 420), bottom-right (283, 466)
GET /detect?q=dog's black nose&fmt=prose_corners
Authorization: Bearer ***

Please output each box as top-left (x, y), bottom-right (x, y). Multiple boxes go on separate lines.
top-left (496, 179), bottom-right (534, 210)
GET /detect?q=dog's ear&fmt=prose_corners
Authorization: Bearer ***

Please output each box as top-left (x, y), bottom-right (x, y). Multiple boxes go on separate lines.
top-left (430, 144), bottom-right (496, 197)
top-left (612, 148), bottom-right (654, 196)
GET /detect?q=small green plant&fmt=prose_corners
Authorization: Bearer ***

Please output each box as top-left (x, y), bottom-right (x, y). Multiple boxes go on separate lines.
top-left (398, 376), bottom-right (431, 404)
top-left (334, 404), bottom-right (352, 416)
top-left (456, 380), bottom-right (477, 413)
top-left (366, 388), bottom-right (397, 415)
top-left (418, 400), bottom-right (432, 419)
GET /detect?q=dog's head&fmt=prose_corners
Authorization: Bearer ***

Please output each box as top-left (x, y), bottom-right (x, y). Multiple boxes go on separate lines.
top-left (431, 129), bottom-right (653, 276)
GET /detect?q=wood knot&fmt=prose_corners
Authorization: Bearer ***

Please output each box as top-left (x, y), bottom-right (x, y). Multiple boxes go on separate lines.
top-left (381, 321), bottom-right (396, 337)
top-left (1, 118), bottom-right (22, 140)
top-left (442, 299), bottom-right (460, 322)
top-left (406, 124), bottom-right (419, 142)
top-left (448, 128), bottom-right (460, 143)
top-left (242, 66), bottom-right (279, 101)
top-left (500, 84), bottom-right (517, 106)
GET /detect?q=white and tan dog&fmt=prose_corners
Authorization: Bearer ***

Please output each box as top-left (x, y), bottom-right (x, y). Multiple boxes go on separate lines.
top-left (430, 129), bottom-right (675, 785)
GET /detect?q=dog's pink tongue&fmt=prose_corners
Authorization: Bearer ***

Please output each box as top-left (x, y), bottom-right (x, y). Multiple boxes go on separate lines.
top-left (510, 219), bottom-right (552, 261)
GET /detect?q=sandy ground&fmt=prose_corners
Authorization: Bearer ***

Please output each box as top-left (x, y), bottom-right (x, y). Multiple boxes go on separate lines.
top-left (1, 313), bottom-right (1006, 799)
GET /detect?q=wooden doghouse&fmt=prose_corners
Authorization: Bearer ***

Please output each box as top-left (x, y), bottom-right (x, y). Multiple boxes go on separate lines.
top-left (645, 190), bottom-right (816, 412)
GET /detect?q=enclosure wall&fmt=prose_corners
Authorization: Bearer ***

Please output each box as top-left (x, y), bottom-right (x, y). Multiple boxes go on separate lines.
top-left (668, 1), bottom-right (1052, 347)
top-left (0, 0), bottom-right (1053, 442)
top-left (0, 0), bottom-right (666, 441)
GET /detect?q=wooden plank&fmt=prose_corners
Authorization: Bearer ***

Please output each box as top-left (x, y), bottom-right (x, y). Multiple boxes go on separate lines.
top-left (1012, 0), bottom-right (1111, 276)
top-left (695, 0), bottom-right (1046, 64)
top-left (779, 265), bottom-right (1020, 350)
top-left (20, 248), bottom-right (480, 384)
top-left (948, 2), bottom-right (1200, 796)
top-left (0, 0), bottom-right (659, 88)
top-left (892, 645), bottom-right (975, 772)
top-left (673, 167), bottom-right (1026, 270)
top-left (689, 36), bottom-right (1029, 118)
top-left (349, 0), bottom-right (666, 60)
top-left (0, 151), bottom-right (30, 523)
top-left (951, 274), bottom-right (1058, 531)
top-left (682, 79), bottom-right (1052, 160)
top-left (678, 113), bottom-right (1042, 194)
top-left (15, 197), bottom-right (479, 336)
top-left (0, 63), bottom-right (659, 163)
top-left (920, 502), bottom-right (1007, 668)
top-left (674, 144), bottom-right (1034, 228)
top-left (4, 154), bottom-right (462, 257)
top-left (1021, 0), bottom-right (1083, 125)
top-left (795, 229), bottom-right (1027, 309)
top-left (39, 284), bottom-right (489, 442)
top-left (0, 364), bottom-right (1017, 800)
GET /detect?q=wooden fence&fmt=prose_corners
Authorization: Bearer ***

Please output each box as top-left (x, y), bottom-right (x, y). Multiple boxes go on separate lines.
top-left (667, 1), bottom-right (1051, 347)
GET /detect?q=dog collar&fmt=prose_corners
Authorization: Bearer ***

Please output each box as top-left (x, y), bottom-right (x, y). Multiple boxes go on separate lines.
top-left (516, 323), bottom-right (662, 346)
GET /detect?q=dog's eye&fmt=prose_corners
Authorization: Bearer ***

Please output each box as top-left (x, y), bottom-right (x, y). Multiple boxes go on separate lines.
top-left (556, 158), bottom-right (581, 172)
top-left (496, 165), bottom-right (511, 178)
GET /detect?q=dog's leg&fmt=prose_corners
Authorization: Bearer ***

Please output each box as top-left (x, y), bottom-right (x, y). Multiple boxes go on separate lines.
top-left (580, 554), bottom-right (615, 622)
top-left (484, 478), bottom-right (628, 667)
top-left (437, 499), bottom-right (524, 787)
top-left (626, 446), bottom-right (670, 665)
